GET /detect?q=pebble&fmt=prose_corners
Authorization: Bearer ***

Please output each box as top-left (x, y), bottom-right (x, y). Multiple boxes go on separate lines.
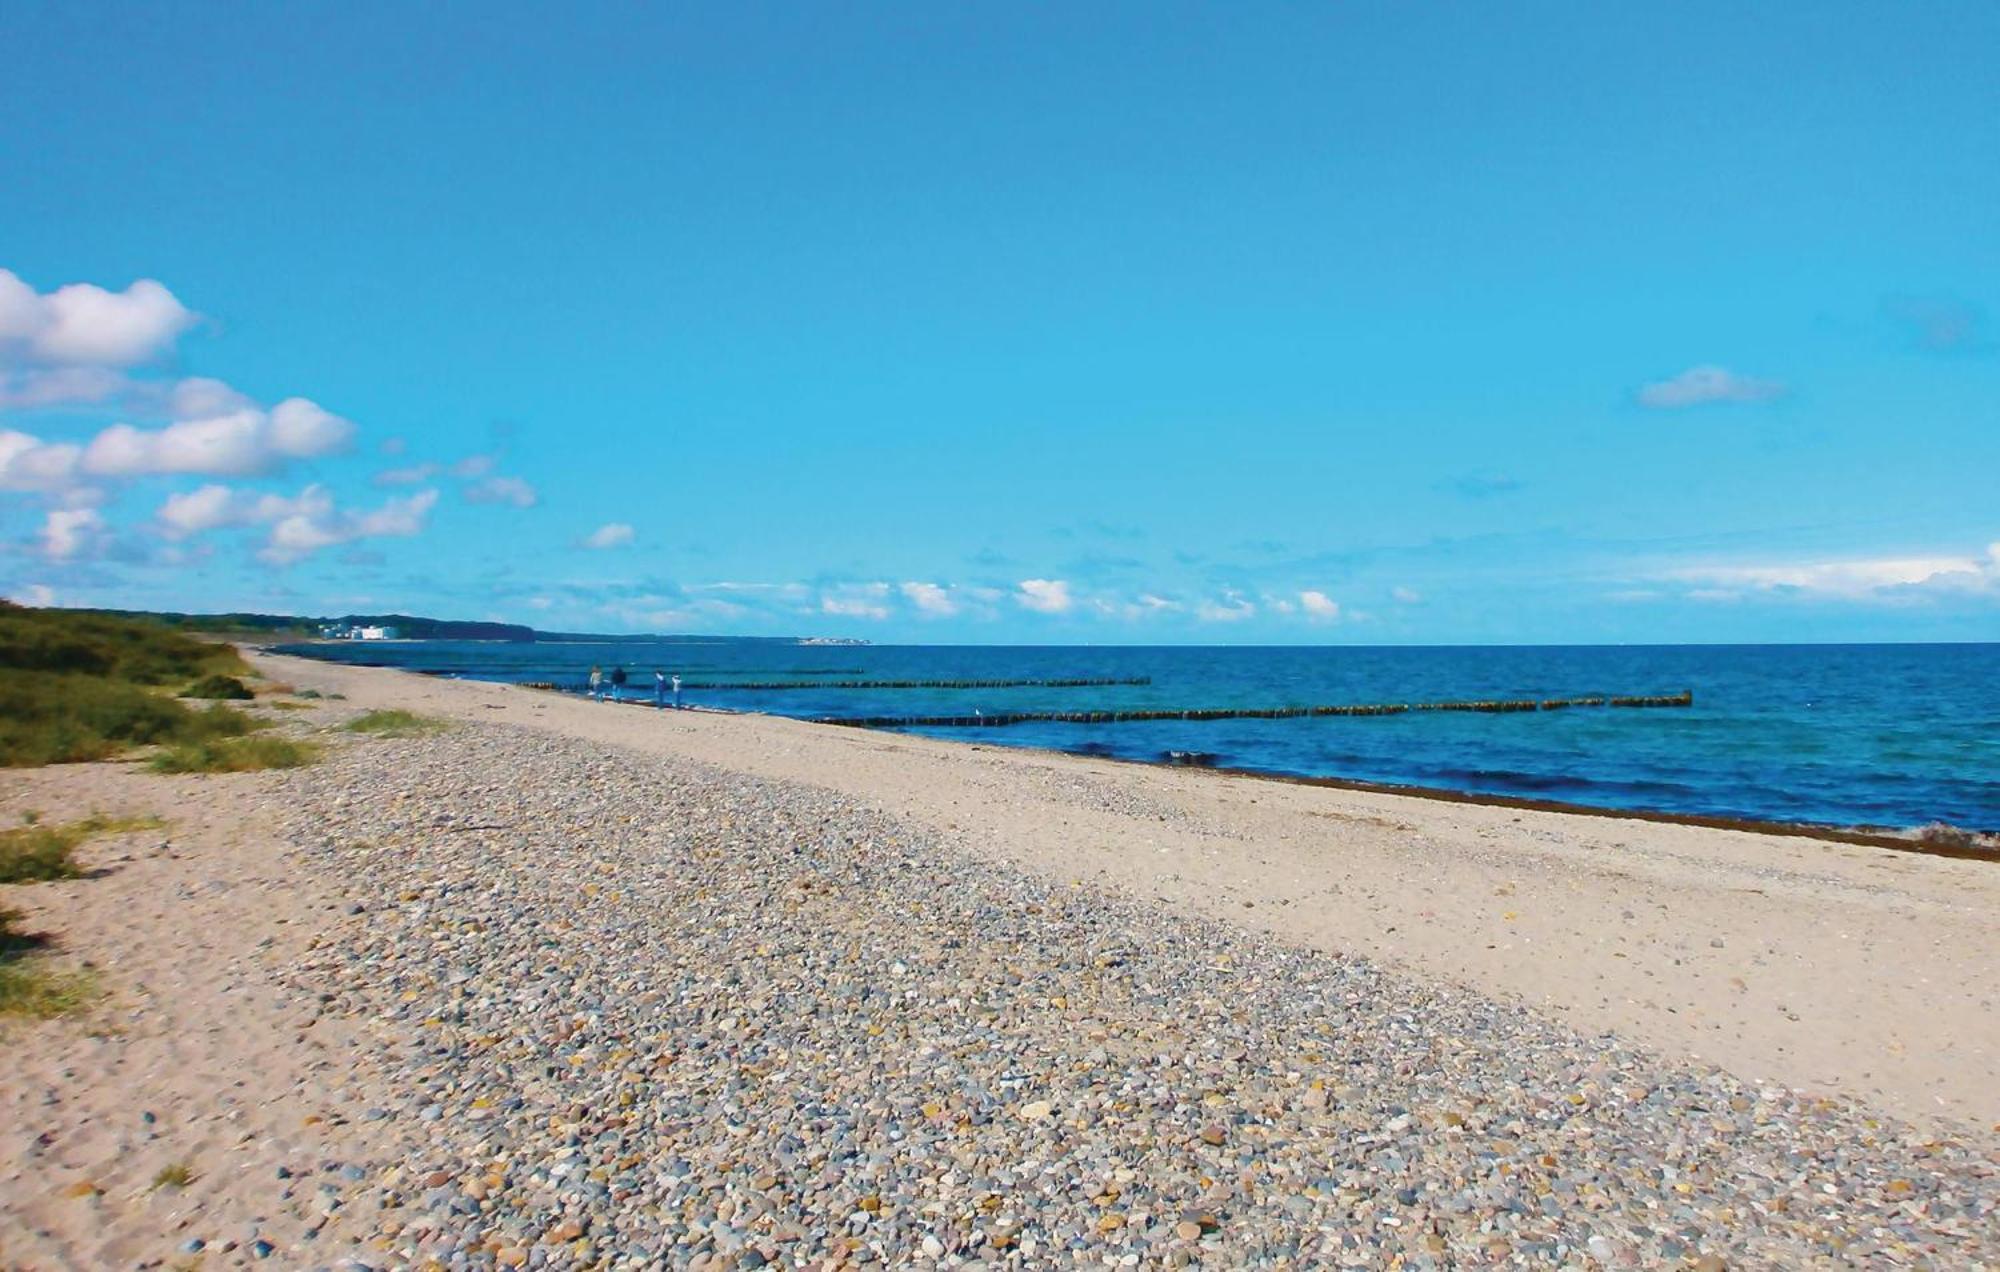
top-left (243, 723), bottom-right (2000, 1269)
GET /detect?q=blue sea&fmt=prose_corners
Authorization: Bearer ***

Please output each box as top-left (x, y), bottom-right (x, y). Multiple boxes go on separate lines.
top-left (274, 641), bottom-right (2000, 832)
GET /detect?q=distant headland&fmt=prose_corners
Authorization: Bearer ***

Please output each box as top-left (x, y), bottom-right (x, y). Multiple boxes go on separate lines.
top-left (65, 607), bottom-right (870, 647)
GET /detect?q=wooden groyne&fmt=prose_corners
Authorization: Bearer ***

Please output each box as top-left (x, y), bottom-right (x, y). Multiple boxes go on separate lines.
top-left (677, 676), bottom-right (1152, 691)
top-left (815, 691), bottom-right (1693, 730)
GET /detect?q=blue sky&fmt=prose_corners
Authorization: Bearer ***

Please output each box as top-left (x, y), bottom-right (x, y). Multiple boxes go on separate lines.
top-left (2, 3), bottom-right (1995, 643)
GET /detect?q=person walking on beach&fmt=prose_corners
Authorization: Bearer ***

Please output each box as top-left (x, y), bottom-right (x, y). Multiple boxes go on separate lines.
top-left (608, 665), bottom-right (628, 703)
top-left (587, 665), bottom-right (602, 701)
top-left (654, 669), bottom-right (666, 709)
top-left (671, 672), bottom-right (682, 710)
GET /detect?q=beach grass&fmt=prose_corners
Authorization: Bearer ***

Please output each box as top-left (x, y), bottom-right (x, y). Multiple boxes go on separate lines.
top-left (0, 957), bottom-right (100, 1018)
top-left (179, 673), bottom-right (254, 700)
top-left (343, 708), bottom-right (450, 737)
top-left (0, 604), bottom-right (269, 768)
top-left (0, 672), bottom-right (196, 765)
top-left (0, 907), bottom-right (99, 1018)
top-left (0, 811), bottom-right (159, 1017)
top-left (0, 602), bottom-right (248, 684)
top-left (150, 1162), bottom-right (196, 1190)
top-left (149, 735), bottom-right (319, 774)
top-left (0, 813), bottom-right (168, 884)
top-left (0, 825), bottom-right (89, 883)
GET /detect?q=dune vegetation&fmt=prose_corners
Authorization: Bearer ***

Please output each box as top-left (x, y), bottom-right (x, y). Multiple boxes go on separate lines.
top-left (149, 735), bottom-right (319, 774)
top-left (342, 708), bottom-right (449, 737)
top-left (0, 603), bottom-right (282, 767)
top-left (0, 813), bottom-right (166, 884)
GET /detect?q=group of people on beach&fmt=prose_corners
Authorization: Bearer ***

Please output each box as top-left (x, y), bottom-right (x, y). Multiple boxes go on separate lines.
top-left (587, 665), bottom-right (682, 709)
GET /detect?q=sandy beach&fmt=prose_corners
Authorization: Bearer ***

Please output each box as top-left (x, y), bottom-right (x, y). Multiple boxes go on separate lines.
top-left (3, 651), bottom-right (1997, 1268)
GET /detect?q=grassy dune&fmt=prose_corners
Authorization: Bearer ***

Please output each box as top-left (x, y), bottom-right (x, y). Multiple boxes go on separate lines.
top-left (0, 603), bottom-right (271, 767)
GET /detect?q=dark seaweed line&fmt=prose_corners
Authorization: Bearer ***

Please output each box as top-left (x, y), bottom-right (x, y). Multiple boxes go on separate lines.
top-left (815, 691), bottom-right (1694, 729)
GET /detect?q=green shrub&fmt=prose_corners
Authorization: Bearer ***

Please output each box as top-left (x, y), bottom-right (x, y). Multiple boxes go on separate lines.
top-left (0, 672), bottom-right (262, 767)
top-left (182, 703), bottom-right (261, 739)
top-left (343, 709), bottom-right (448, 737)
top-left (0, 906), bottom-right (97, 1018)
top-left (0, 825), bottom-right (87, 883)
top-left (149, 736), bottom-right (318, 774)
top-left (0, 814), bottom-right (168, 884)
top-left (180, 674), bottom-right (253, 700)
top-left (0, 959), bottom-right (98, 1018)
top-left (0, 671), bottom-right (190, 765)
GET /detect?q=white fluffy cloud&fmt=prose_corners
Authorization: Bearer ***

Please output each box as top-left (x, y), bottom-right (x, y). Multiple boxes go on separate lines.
top-left (0, 269), bottom-right (196, 366)
top-left (153, 482), bottom-right (438, 564)
top-left (1015, 578), bottom-right (1073, 613)
top-left (1298, 589), bottom-right (1341, 620)
top-left (259, 488), bottom-right (438, 565)
top-left (156, 483), bottom-right (245, 538)
top-left (80, 399), bottom-right (353, 479)
top-left (582, 522), bottom-right (635, 550)
top-left (1667, 544), bottom-right (2000, 599)
top-left (156, 483), bottom-right (338, 539)
top-left (7, 582), bottom-right (56, 607)
top-left (900, 581), bottom-right (958, 617)
top-left (1636, 365), bottom-right (1785, 409)
top-left (36, 507), bottom-right (108, 561)
top-left (1, 269), bottom-right (357, 505)
top-left (0, 266), bottom-right (443, 571)
top-left (1, 397), bottom-right (354, 495)
top-left (0, 429), bottom-right (83, 493)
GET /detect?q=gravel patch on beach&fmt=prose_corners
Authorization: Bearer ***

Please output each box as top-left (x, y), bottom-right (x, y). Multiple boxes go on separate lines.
top-left (268, 724), bottom-right (1995, 1269)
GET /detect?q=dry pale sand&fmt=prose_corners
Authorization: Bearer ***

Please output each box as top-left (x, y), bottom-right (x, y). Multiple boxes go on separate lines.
top-left (0, 754), bottom-right (403, 1268)
top-left (256, 651), bottom-right (2000, 1132)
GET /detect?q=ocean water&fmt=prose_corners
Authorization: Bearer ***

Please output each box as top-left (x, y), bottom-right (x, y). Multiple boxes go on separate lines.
top-left (274, 641), bottom-right (2000, 832)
